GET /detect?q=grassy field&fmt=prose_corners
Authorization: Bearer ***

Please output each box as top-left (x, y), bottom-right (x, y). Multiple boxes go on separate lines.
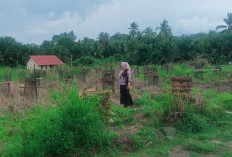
top-left (0, 63), bottom-right (232, 156)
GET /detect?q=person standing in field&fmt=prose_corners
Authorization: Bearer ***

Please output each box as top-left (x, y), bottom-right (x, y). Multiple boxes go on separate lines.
top-left (119, 62), bottom-right (134, 108)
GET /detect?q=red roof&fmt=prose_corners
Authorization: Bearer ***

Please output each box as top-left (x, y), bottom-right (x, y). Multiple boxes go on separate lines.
top-left (30, 55), bottom-right (63, 66)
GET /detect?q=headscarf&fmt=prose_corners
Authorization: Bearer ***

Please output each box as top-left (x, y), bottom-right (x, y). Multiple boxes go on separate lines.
top-left (119, 62), bottom-right (131, 77)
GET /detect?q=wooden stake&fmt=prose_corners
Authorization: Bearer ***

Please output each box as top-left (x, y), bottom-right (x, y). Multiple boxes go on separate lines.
top-left (34, 64), bottom-right (38, 101)
top-left (6, 68), bottom-right (10, 97)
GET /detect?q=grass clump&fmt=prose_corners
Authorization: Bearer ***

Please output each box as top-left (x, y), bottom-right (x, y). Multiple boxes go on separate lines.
top-left (110, 104), bottom-right (135, 126)
top-left (185, 140), bottom-right (219, 153)
top-left (175, 89), bottom-right (231, 133)
top-left (2, 85), bottom-right (115, 156)
top-left (175, 107), bottom-right (210, 133)
top-left (129, 127), bottom-right (158, 151)
top-left (134, 92), bottom-right (153, 107)
top-left (52, 85), bottom-right (112, 152)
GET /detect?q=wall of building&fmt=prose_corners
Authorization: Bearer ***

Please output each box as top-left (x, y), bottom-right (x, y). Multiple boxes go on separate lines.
top-left (27, 59), bottom-right (55, 70)
top-left (27, 59), bottom-right (39, 70)
top-left (39, 65), bottom-right (54, 70)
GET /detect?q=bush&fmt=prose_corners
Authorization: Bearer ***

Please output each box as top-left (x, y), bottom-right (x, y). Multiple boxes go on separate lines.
top-left (73, 56), bottom-right (99, 66)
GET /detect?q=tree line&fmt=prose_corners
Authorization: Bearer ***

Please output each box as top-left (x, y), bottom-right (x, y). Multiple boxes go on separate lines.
top-left (0, 13), bottom-right (232, 67)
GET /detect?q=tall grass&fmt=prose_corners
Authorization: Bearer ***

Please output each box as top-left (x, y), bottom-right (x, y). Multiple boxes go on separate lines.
top-left (52, 85), bottom-right (109, 150)
top-left (1, 85), bottom-right (115, 156)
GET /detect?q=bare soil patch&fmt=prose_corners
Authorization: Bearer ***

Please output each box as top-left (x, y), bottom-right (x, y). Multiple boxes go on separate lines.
top-left (193, 81), bottom-right (232, 93)
top-left (168, 145), bottom-right (190, 157)
top-left (115, 124), bottom-right (143, 150)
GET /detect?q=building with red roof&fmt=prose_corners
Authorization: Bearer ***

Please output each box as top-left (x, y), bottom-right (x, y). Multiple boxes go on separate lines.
top-left (27, 55), bottom-right (64, 70)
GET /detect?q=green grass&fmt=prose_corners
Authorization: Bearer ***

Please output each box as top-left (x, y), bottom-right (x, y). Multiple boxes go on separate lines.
top-left (185, 140), bottom-right (220, 153)
top-left (1, 63), bottom-right (232, 156)
top-left (0, 85), bottom-right (116, 156)
top-left (110, 103), bottom-right (136, 126)
top-left (0, 67), bottom-right (23, 82)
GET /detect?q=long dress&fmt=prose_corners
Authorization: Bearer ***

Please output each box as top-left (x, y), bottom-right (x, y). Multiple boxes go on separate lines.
top-left (119, 69), bottom-right (134, 107)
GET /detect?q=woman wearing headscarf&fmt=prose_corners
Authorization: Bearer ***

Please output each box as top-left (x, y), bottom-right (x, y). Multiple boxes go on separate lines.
top-left (118, 62), bottom-right (134, 108)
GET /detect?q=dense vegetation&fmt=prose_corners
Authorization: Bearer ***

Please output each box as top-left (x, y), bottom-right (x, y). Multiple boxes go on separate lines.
top-left (1, 86), bottom-right (118, 156)
top-left (1, 64), bottom-right (232, 156)
top-left (1, 12), bottom-right (232, 157)
top-left (1, 13), bottom-right (232, 67)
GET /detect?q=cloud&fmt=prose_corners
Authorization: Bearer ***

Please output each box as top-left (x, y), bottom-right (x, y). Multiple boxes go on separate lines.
top-left (0, 0), bottom-right (112, 43)
top-left (0, 0), bottom-right (232, 44)
top-left (24, 11), bottom-right (82, 43)
top-left (75, 0), bottom-right (232, 39)
top-left (175, 16), bottom-right (221, 35)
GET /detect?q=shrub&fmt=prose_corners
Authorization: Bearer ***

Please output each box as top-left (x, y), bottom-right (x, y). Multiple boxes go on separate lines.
top-left (73, 56), bottom-right (99, 66)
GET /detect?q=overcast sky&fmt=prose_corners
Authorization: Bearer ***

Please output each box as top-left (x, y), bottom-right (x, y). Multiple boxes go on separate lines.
top-left (0, 0), bottom-right (231, 44)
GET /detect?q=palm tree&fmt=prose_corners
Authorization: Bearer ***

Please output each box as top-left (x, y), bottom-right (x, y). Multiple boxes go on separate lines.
top-left (142, 27), bottom-right (157, 45)
top-left (156, 19), bottom-right (172, 40)
top-left (216, 12), bottom-right (232, 33)
top-left (97, 32), bottom-right (110, 57)
top-left (97, 32), bottom-right (109, 45)
top-left (128, 22), bottom-right (139, 38)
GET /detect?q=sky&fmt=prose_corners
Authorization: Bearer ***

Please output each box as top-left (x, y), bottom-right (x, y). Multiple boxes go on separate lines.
top-left (0, 0), bottom-right (231, 44)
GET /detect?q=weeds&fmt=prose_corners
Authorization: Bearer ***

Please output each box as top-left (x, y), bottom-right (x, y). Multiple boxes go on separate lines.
top-left (110, 104), bottom-right (135, 126)
top-left (1, 64), bottom-right (232, 156)
top-left (185, 140), bottom-right (220, 153)
top-left (1, 85), bottom-right (116, 156)
top-left (175, 107), bottom-right (210, 133)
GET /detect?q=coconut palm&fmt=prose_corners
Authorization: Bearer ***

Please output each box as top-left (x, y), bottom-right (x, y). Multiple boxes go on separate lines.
top-left (142, 27), bottom-right (157, 45)
top-left (97, 32), bottom-right (110, 57)
top-left (128, 22), bottom-right (139, 38)
top-left (216, 12), bottom-right (232, 33)
top-left (156, 19), bottom-right (172, 40)
top-left (97, 32), bottom-right (109, 46)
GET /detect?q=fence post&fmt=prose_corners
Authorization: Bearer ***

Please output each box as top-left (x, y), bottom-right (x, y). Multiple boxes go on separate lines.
top-left (34, 64), bottom-right (38, 101)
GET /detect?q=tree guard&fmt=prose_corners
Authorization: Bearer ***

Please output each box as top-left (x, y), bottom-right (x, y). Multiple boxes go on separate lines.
top-left (143, 66), bottom-right (159, 86)
top-left (101, 67), bottom-right (115, 94)
top-left (171, 75), bottom-right (194, 121)
top-left (0, 68), bottom-right (11, 97)
top-left (194, 64), bottom-right (204, 80)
